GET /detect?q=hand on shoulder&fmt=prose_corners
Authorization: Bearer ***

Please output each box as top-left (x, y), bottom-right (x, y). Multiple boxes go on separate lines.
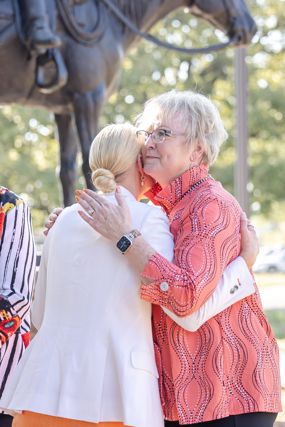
top-left (239, 212), bottom-right (259, 268)
top-left (43, 207), bottom-right (63, 236)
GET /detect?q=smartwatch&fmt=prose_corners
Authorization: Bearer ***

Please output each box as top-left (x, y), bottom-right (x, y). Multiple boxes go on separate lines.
top-left (116, 229), bottom-right (141, 254)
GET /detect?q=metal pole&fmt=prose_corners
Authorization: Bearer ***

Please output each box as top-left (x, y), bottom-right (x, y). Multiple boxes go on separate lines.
top-left (234, 47), bottom-right (250, 216)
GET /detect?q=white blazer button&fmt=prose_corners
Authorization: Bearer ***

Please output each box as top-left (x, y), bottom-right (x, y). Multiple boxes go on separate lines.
top-left (160, 281), bottom-right (169, 292)
top-left (230, 284), bottom-right (239, 294)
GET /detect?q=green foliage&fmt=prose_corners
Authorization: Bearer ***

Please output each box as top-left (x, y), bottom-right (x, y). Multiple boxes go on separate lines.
top-left (0, 0), bottom-right (284, 230)
top-left (104, 0), bottom-right (285, 217)
top-left (265, 309), bottom-right (285, 340)
top-left (0, 106), bottom-right (61, 229)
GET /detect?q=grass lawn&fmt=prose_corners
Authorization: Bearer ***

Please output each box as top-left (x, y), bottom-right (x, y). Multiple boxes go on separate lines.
top-left (266, 310), bottom-right (285, 339)
top-left (254, 272), bottom-right (285, 339)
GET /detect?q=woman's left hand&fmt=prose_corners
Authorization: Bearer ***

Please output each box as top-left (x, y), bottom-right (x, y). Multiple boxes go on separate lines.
top-left (240, 212), bottom-right (259, 268)
top-left (76, 187), bottom-right (132, 242)
top-left (43, 207), bottom-right (63, 236)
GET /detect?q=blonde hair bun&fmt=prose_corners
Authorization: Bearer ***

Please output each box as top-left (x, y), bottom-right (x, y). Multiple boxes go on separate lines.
top-left (89, 123), bottom-right (143, 194)
top-left (92, 168), bottom-right (116, 193)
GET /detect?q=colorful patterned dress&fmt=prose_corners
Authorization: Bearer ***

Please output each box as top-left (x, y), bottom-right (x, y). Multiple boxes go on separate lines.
top-left (0, 187), bottom-right (36, 410)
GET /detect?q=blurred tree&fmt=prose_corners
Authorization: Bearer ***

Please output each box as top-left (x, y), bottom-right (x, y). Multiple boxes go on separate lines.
top-left (0, 0), bottom-right (284, 230)
top-left (104, 0), bottom-right (285, 217)
top-left (0, 106), bottom-right (64, 229)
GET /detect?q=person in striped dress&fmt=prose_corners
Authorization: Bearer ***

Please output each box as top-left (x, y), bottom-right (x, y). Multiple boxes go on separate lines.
top-left (0, 187), bottom-right (36, 427)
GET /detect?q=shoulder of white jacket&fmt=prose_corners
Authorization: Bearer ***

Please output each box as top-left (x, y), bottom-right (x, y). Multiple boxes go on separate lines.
top-left (129, 198), bottom-right (161, 216)
top-left (134, 204), bottom-right (168, 233)
top-left (51, 204), bottom-right (87, 231)
top-left (59, 203), bottom-right (80, 217)
top-left (142, 202), bottom-right (166, 219)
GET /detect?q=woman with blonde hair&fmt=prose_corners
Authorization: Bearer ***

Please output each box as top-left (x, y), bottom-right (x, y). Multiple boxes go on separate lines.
top-left (1, 123), bottom-right (256, 427)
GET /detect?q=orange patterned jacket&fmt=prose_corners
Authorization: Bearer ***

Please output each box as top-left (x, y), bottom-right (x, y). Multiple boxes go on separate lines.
top-left (140, 165), bottom-right (282, 424)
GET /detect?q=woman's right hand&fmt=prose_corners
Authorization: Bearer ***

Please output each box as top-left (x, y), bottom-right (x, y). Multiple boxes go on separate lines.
top-left (239, 212), bottom-right (259, 269)
top-left (43, 207), bottom-right (63, 236)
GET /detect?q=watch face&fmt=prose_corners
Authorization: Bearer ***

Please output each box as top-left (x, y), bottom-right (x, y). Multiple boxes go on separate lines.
top-left (116, 236), bottom-right (131, 253)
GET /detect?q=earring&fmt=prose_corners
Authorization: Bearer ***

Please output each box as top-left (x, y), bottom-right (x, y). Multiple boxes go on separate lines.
top-left (140, 174), bottom-right (145, 187)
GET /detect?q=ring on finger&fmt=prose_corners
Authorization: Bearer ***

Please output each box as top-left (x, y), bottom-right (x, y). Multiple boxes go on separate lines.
top-left (88, 207), bottom-right (95, 216)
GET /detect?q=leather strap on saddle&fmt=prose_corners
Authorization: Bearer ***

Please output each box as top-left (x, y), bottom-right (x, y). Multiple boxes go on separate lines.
top-left (36, 48), bottom-right (68, 94)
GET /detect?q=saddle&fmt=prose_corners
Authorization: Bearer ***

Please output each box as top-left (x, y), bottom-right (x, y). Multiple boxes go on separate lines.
top-left (0, 0), bottom-right (105, 93)
top-left (58, 0), bottom-right (104, 46)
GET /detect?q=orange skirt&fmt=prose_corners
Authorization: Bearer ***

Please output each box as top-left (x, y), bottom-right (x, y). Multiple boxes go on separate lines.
top-left (12, 411), bottom-right (132, 427)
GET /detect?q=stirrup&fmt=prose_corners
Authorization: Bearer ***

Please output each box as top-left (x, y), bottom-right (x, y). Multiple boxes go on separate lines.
top-left (36, 48), bottom-right (68, 94)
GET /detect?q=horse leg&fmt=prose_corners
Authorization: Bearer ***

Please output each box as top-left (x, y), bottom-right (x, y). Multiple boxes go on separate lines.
top-left (73, 84), bottom-right (106, 189)
top-left (54, 113), bottom-right (78, 206)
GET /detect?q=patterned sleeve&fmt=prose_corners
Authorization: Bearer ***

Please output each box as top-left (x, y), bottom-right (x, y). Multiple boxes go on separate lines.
top-left (0, 202), bottom-right (36, 345)
top-left (140, 196), bottom-right (241, 316)
top-left (162, 256), bottom-right (255, 330)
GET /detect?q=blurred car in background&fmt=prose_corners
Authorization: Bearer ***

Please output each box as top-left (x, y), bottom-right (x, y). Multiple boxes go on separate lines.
top-left (253, 245), bottom-right (285, 273)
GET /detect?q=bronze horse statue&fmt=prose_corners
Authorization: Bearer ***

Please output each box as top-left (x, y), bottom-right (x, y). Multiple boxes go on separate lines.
top-left (0, 0), bottom-right (256, 205)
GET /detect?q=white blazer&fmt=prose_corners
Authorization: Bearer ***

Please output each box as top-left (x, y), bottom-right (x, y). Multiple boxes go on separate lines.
top-left (0, 187), bottom-right (254, 427)
top-left (0, 188), bottom-right (173, 427)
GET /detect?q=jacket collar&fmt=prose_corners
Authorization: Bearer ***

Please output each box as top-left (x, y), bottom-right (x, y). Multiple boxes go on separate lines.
top-left (104, 185), bottom-right (137, 202)
top-left (153, 165), bottom-right (209, 214)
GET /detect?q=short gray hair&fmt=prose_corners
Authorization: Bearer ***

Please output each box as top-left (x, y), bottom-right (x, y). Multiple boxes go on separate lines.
top-left (137, 90), bottom-right (228, 165)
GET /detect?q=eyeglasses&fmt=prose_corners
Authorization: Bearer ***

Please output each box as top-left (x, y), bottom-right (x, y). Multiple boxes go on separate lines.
top-left (136, 128), bottom-right (185, 144)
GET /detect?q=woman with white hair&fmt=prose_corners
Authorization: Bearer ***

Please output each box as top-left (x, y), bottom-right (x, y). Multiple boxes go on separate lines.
top-left (75, 91), bottom-right (282, 427)
top-left (1, 122), bottom-right (257, 427)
